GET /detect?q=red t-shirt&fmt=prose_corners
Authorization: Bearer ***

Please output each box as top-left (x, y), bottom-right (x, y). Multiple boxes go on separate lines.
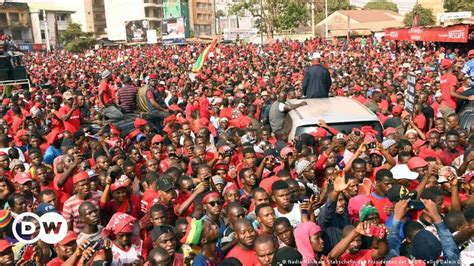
top-left (440, 73), bottom-right (458, 109)
top-left (141, 189), bottom-right (160, 213)
top-left (438, 147), bottom-right (463, 166)
top-left (368, 193), bottom-right (393, 224)
top-left (173, 191), bottom-right (195, 218)
top-left (339, 250), bottom-right (380, 266)
top-left (99, 81), bottom-right (113, 107)
top-left (100, 195), bottom-right (142, 219)
top-left (57, 105), bottom-right (81, 133)
top-left (46, 258), bottom-right (64, 266)
top-left (53, 173), bottom-right (74, 196)
top-left (225, 245), bottom-right (259, 266)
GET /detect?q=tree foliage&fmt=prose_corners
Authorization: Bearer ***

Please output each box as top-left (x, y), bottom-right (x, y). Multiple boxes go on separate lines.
top-left (444, 0), bottom-right (474, 13)
top-left (60, 23), bottom-right (95, 53)
top-left (364, 0), bottom-right (398, 13)
top-left (229, 0), bottom-right (308, 37)
top-left (403, 4), bottom-right (435, 27)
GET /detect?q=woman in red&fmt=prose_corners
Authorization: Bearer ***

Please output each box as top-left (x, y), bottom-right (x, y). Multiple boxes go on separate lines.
top-left (100, 179), bottom-right (141, 220)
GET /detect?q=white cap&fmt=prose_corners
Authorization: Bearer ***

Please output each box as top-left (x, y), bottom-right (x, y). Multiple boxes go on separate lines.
top-left (391, 164), bottom-right (419, 180)
top-left (435, 90), bottom-right (442, 98)
top-left (311, 52), bottom-right (321, 60)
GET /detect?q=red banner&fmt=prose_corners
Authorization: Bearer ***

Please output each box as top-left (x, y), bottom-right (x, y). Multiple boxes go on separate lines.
top-left (384, 25), bottom-right (470, 43)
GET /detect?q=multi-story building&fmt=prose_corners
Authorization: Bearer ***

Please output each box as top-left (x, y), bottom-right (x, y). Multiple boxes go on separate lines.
top-left (68, 0), bottom-right (107, 34)
top-left (28, 2), bottom-right (75, 46)
top-left (189, 0), bottom-right (215, 36)
top-left (0, 1), bottom-right (32, 43)
top-left (104, 0), bottom-right (163, 41)
top-left (214, 0), bottom-right (254, 34)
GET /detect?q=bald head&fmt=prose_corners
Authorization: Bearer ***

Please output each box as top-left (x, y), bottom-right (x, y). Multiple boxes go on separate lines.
top-left (234, 218), bottom-right (252, 232)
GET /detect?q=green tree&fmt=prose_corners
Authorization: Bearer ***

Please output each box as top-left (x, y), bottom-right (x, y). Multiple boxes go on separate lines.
top-left (230, 0), bottom-right (308, 38)
top-left (403, 4), bottom-right (435, 27)
top-left (444, 0), bottom-right (474, 13)
top-left (364, 0), bottom-right (398, 13)
top-left (59, 23), bottom-right (95, 53)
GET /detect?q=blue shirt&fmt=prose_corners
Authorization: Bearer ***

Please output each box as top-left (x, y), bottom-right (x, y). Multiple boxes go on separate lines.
top-left (463, 59), bottom-right (474, 88)
top-left (43, 146), bottom-right (62, 165)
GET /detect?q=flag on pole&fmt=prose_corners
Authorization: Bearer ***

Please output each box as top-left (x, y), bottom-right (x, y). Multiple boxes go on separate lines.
top-left (192, 37), bottom-right (218, 73)
top-left (412, 11), bottom-right (420, 27)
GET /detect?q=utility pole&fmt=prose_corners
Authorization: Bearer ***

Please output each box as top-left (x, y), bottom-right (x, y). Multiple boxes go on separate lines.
top-left (260, 0), bottom-right (264, 45)
top-left (324, 0), bottom-right (328, 40)
top-left (311, 0), bottom-right (315, 38)
top-left (42, 9), bottom-right (51, 52)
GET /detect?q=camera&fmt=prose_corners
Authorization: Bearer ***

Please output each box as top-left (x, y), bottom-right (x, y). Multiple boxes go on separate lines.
top-left (366, 142), bottom-right (376, 150)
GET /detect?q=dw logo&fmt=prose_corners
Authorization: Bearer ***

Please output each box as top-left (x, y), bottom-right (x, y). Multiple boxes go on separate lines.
top-left (12, 212), bottom-right (68, 244)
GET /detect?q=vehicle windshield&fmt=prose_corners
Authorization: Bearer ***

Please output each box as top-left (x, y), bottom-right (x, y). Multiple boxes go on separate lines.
top-left (295, 121), bottom-right (384, 141)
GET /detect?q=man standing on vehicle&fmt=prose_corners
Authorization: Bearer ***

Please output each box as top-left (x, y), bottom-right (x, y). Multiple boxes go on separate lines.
top-left (302, 52), bottom-right (332, 98)
top-left (99, 70), bottom-right (124, 122)
top-left (269, 92), bottom-right (306, 133)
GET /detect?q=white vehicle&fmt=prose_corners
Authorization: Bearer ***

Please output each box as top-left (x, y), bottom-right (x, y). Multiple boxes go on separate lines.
top-left (283, 97), bottom-right (383, 140)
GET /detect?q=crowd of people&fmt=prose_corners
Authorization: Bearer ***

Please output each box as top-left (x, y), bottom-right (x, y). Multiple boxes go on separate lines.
top-left (0, 36), bottom-right (472, 265)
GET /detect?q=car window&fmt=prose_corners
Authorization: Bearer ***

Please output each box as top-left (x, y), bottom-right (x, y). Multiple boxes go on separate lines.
top-left (295, 121), bottom-right (383, 141)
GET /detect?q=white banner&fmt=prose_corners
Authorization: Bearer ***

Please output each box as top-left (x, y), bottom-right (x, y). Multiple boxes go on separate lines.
top-left (439, 11), bottom-right (472, 21)
top-left (147, 30), bottom-right (157, 44)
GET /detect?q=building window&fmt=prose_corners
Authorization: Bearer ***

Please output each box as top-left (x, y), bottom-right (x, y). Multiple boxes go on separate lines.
top-left (57, 14), bottom-right (67, 21)
top-left (0, 13), bottom-right (7, 23)
top-left (39, 12), bottom-right (44, 21)
top-left (41, 30), bottom-right (45, 40)
top-left (9, 13), bottom-right (19, 22)
top-left (11, 30), bottom-right (22, 40)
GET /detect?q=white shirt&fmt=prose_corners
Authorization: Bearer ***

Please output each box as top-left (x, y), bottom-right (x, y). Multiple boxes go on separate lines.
top-left (274, 203), bottom-right (302, 228)
top-left (111, 240), bottom-right (143, 266)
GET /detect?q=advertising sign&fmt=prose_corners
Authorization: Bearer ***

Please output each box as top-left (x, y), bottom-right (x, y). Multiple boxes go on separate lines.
top-left (385, 25), bottom-right (470, 43)
top-left (162, 17), bottom-right (186, 45)
top-left (405, 72), bottom-right (417, 115)
top-left (125, 19), bottom-right (149, 43)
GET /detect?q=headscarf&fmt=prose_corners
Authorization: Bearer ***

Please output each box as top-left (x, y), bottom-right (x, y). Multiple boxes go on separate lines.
top-left (294, 222), bottom-right (321, 266)
top-left (359, 204), bottom-right (379, 222)
top-left (102, 212), bottom-right (137, 239)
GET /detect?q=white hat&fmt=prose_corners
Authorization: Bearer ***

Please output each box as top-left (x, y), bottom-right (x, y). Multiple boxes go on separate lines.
top-left (295, 159), bottom-right (312, 176)
top-left (435, 90), bottom-right (442, 98)
top-left (311, 52), bottom-right (321, 60)
top-left (391, 164), bottom-right (419, 180)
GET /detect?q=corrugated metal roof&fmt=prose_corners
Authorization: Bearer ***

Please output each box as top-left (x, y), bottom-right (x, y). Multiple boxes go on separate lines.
top-left (337, 10), bottom-right (402, 23)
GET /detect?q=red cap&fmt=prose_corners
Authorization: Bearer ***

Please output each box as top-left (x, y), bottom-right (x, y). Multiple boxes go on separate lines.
top-left (392, 105), bottom-right (403, 115)
top-left (311, 128), bottom-right (327, 138)
top-left (218, 145), bottom-right (232, 154)
top-left (468, 49), bottom-right (474, 58)
top-left (280, 146), bottom-right (295, 158)
top-left (369, 149), bottom-right (384, 157)
top-left (151, 134), bottom-right (164, 144)
top-left (73, 171), bottom-right (90, 184)
top-left (0, 239), bottom-right (12, 252)
top-left (111, 181), bottom-right (127, 191)
top-left (149, 74), bottom-right (157, 79)
top-left (55, 231), bottom-right (77, 246)
top-left (14, 172), bottom-right (32, 185)
top-left (383, 127), bottom-right (397, 137)
top-left (440, 59), bottom-right (453, 69)
top-left (110, 123), bottom-right (121, 135)
top-left (407, 157), bottom-right (428, 170)
top-left (134, 118), bottom-right (147, 128)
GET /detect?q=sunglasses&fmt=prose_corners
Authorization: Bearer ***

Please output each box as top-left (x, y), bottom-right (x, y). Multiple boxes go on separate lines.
top-left (207, 200), bottom-right (223, 207)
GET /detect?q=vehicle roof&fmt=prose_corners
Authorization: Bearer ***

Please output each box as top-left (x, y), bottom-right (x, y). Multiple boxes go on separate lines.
top-left (287, 97), bottom-right (379, 126)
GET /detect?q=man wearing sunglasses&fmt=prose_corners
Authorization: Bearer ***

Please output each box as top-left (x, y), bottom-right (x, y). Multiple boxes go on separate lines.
top-left (201, 192), bottom-right (226, 242)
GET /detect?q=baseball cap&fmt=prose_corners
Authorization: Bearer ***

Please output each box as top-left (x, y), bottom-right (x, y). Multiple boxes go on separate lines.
top-left (391, 164), bottom-right (419, 180)
top-left (101, 70), bottom-right (111, 79)
top-left (280, 146), bottom-right (295, 158)
top-left (157, 178), bottom-right (174, 192)
top-left (14, 172), bottom-right (32, 185)
top-left (36, 203), bottom-right (58, 216)
top-left (56, 231), bottom-right (77, 246)
top-left (311, 52), bottom-right (321, 60)
top-left (468, 49), bottom-right (474, 58)
top-left (0, 239), bottom-right (12, 253)
top-left (62, 91), bottom-right (73, 100)
top-left (151, 134), bottom-right (164, 144)
top-left (407, 157), bottom-right (427, 170)
top-left (440, 59), bottom-right (453, 69)
top-left (111, 181), bottom-right (128, 192)
top-left (392, 105), bottom-right (403, 115)
top-left (136, 133), bottom-right (146, 142)
top-left (73, 171), bottom-right (90, 184)
top-left (387, 184), bottom-right (416, 203)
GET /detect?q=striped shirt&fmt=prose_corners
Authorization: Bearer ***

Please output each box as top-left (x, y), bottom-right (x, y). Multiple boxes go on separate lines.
top-left (62, 191), bottom-right (102, 233)
top-left (118, 85), bottom-right (138, 113)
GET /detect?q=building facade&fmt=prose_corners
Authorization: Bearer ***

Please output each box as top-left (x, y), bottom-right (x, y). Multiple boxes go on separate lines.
top-left (0, 2), bottom-right (32, 43)
top-left (189, 0), bottom-right (215, 36)
top-left (163, 0), bottom-right (190, 37)
top-left (29, 7), bottom-right (74, 46)
top-left (69, 0), bottom-right (107, 34)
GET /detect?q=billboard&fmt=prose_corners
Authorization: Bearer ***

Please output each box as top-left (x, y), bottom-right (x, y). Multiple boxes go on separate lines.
top-left (162, 17), bottom-right (186, 45)
top-left (384, 25), bottom-right (470, 43)
top-left (223, 28), bottom-right (258, 42)
top-left (125, 19), bottom-right (149, 43)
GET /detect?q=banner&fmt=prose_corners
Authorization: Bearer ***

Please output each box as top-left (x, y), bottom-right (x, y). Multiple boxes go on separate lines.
top-left (385, 25), bottom-right (470, 43)
top-left (162, 17), bottom-right (186, 45)
top-left (147, 30), bottom-right (157, 44)
top-left (18, 43), bottom-right (47, 52)
top-left (223, 28), bottom-right (258, 41)
top-left (125, 19), bottom-right (149, 43)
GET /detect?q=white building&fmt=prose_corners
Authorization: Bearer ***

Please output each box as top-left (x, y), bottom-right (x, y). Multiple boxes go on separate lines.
top-left (350, 0), bottom-right (445, 17)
